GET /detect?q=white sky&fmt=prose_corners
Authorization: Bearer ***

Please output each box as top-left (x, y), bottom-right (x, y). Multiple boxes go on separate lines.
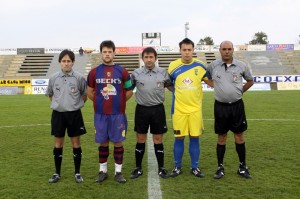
top-left (1, 0), bottom-right (299, 48)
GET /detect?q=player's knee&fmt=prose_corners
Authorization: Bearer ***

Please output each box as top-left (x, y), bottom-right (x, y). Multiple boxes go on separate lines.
top-left (152, 134), bottom-right (163, 144)
top-left (217, 134), bottom-right (227, 144)
top-left (234, 133), bottom-right (244, 143)
top-left (137, 133), bottom-right (147, 143)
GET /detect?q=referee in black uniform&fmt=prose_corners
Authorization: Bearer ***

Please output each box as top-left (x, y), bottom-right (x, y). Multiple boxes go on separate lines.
top-left (130, 47), bottom-right (172, 179)
top-left (207, 41), bottom-right (254, 179)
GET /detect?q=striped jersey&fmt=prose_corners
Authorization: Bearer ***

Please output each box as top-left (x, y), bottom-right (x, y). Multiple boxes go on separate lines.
top-left (87, 64), bottom-right (132, 114)
top-left (168, 58), bottom-right (208, 114)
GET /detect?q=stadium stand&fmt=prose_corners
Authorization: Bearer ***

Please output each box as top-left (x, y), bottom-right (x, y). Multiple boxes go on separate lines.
top-left (42, 54), bottom-right (59, 78)
top-left (234, 51), bottom-right (296, 75)
top-left (72, 54), bottom-right (88, 75)
top-left (0, 53), bottom-right (88, 79)
top-left (157, 52), bottom-right (197, 69)
top-left (1, 50), bottom-right (299, 80)
top-left (199, 52), bottom-right (219, 65)
top-left (1, 54), bottom-right (56, 79)
top-left (18, 54), bottom-right (54, 77)
top-left (84, 52), bottom-right (197, 76)
top-left (84, 54), bottom-right (101, 77)
top-left (2, 55), bottom-right (26, 78)
top-left (114, 53), bottom-right (140, 74)
top-left (0, 55), bottom-right (15, 78)
top-left (45, 54), bottom-right (88, 78)
top-left (84, 53), bottom-right (140, 75)
top-left (277, 50), bottom-right (300, 74)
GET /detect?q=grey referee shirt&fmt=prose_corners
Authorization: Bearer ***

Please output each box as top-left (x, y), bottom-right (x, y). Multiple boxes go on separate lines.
top-left (45, 69), bottom-right (87, 112)
top-left (131, 66), bottom-right (170, 106)
top-left (207, 59), bottom-right (253, 103)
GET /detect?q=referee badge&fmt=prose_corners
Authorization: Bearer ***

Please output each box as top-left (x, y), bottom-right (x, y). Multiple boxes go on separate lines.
top-left (157, 81), bottom-right (163, 88)
top-left (69, 83), bottom-right (77, 92)
top-left (232, 72), bottom-right (238, 82)
top-left (71, 87), bottom-right (76, 92)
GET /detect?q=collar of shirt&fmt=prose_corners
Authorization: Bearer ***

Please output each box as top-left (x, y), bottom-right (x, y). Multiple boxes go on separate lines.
top-left (180, 57), bottom-right (195, 65)
top-left (221, 58), bottom-right (238, 70)
top-left (221, 58), bottom-right (239, 67)
top-left (59, 69), bottom-right (74, 77)
top-left (142, 65), bottom-right (158, 74)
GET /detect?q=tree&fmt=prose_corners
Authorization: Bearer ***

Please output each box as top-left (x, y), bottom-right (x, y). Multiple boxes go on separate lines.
top-left (198, 36), bottom-right (214, 45)
top-left (249, 31), bottom-right (269, 44)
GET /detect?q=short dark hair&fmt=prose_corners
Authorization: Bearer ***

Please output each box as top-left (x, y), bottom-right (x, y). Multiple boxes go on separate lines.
top-left (142, 47), bottom-right (157, 58)
top-left (58, 49), bottom-right (75, 62)
top-left (179, 38), bottom-right (194, 49)
top-left (100, 40), bottom-right (116, 52)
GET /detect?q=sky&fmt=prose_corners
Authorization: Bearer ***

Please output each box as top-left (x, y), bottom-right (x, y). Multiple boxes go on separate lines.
top-left (1, 0), bottom-right (299, 49)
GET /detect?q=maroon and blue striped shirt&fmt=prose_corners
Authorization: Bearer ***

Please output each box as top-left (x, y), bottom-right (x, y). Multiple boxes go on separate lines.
top-left (87, 64), bottom-right (132, 114)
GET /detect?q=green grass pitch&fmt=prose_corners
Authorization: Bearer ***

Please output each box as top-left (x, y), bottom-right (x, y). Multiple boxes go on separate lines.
top-left (0, 90), bottom-right (299, 199)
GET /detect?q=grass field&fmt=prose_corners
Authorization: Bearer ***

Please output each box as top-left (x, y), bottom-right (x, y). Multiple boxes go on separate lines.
top-left (0, 90), bottom-right (299, 199)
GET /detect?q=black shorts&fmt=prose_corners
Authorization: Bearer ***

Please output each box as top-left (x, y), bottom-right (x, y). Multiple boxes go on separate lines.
top-left (214, 99), bottom-right (247, 134)
top-left (134, 104), bottom-right (168, 134)
top-left (51, 109), bottom-right (86, 137)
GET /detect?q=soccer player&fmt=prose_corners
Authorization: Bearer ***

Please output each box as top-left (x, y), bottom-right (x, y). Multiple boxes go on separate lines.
top-left (87, 40), bottom-right (133, 183)
top-left (46, 49), bottom-right (87, 183)
top-left (130, 47), bottom-right (172, 179)
top-left (207, 40), bottom-right (254, 179)
top-left (168, 38), bottom-right (213, 178)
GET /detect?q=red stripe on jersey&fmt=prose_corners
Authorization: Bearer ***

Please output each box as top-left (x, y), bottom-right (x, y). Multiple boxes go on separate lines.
top-left (103, 67), bottom-right (113, 114)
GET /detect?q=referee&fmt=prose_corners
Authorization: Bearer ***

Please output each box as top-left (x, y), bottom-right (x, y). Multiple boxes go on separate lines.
top-left (130, 47), bottom-right (172, 179)
top-left (46, 49), bottom-right (87, 183)
top-left (207, 40), bottom-right (254, 179)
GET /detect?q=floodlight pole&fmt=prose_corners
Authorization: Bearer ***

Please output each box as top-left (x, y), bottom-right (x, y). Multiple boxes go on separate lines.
top-left (185, 22), bottom-right (189, 38)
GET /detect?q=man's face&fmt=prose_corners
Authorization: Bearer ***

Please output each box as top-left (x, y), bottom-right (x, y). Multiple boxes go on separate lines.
top-left (220, 42), bottom-right (234, 62)
top-left (142, 52), bottom-right (157, 70)
top-left (101, 47), bottom-right (115, 65)
top-left (180, 43), bottom-right (194, 63)
top-left (60, 55), bottom-right (73, 73)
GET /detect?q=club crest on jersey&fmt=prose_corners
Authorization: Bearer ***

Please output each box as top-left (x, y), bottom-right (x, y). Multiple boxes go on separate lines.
top-left (182, 77), bottom-right (193, 86)
top-left (194, 69), bottom-right (198, 76)
top-left (107, 72), bottom-right (111, 77)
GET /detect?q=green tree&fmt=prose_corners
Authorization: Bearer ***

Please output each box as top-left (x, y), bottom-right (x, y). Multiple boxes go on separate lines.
top-left (249, 31), bottom-right (269, 44)
top-left (198, 36), bottom-right (214, 45)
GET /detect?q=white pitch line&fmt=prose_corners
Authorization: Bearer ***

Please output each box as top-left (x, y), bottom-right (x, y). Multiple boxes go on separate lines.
top-left (147, 132), bottom-right (162, 199)
top-left (246, 119), bottom-right (300, 121)
top-left (0, 123), bottom-right (50, 128)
